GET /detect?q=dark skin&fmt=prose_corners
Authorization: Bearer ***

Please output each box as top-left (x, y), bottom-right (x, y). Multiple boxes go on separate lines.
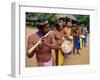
top-left (76, 26), bottom-right (81, 55)
top-left (72, 29), bottom-right (76, 54)
top-left (54, 24), bottom-right (64, 46)
top-left (54, 24), bottom-right (64, 65)
top-left (27, 24), bottom-right (58, 65)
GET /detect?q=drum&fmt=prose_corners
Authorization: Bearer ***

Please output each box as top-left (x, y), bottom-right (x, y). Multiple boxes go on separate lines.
top-left (80, 35), bottom-right (85, 38)
top-left (69, 36), bottom-right (73, 40)
top-left (61, 40), bottom-right (73, 54)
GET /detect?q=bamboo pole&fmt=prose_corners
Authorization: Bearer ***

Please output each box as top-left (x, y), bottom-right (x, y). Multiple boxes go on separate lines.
top-left (28, 31), bottom-right (52, 54)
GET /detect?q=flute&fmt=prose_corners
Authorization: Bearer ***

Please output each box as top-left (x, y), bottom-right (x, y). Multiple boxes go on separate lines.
top-left (27, 31), bottom-right (52, 54)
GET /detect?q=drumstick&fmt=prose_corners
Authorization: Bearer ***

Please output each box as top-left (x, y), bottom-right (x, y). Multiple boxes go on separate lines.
top-left (28, 31), bottom-right (52, 54)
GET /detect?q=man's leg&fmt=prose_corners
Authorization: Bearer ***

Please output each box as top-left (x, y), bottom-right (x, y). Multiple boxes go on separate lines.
top-left (55, 49), bottom-right (58, 66)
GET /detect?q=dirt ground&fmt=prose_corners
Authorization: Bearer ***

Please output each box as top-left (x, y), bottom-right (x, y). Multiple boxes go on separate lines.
top-left (25, 27), bottom-right (89, 67)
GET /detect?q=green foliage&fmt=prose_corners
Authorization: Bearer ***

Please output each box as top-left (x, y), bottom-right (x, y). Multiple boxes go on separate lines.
top-left (26, 12), bottom-right (90, 28)
top-left (74, 15), bottom-right (89, 25)
top-left (26, 12), bottom-right (57, 28)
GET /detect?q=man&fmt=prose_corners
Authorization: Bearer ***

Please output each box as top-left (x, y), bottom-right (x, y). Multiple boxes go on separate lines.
top-left (75, 24), bottom-right (81, 55)
top-left (27, 19), bottom-right (58, 67)
top-left (82, 26), bottom-right (88, 47)
top-left (53, 23), bottom-right (64, 65)
top-left (63, 22), bottom-right (73, 59)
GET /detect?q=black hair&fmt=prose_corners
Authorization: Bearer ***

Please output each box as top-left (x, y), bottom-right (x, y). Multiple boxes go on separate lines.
top-left (63, 24), bottom-right (67, 28)
top-left (37, 19), bottom-right (49, 30)
top-left (55, 23), bottom-right (61, 29)
top-left (77, 22), bottom-right (80, 26)
top-left (37, 23), bottom-right (49, 30)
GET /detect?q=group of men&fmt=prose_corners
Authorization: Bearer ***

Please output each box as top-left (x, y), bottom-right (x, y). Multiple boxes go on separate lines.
top-left (27, 18), bottom-right (88, 67)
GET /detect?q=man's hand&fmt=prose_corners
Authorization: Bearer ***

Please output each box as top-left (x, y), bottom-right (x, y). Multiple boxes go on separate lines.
top-left (41, 37), bottom-right (50, 47)
top-left (26, 50), bottom-right (34, 58)
top-left (27, 41), bottom-right (37, 58)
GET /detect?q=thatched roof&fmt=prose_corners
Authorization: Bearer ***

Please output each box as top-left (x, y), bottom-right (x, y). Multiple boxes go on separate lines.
top-left (56, 14), bottom-right (77, 21)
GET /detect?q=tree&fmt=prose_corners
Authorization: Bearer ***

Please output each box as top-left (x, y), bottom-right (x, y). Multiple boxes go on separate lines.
top-left (74, 15), bottom-right (89, 25)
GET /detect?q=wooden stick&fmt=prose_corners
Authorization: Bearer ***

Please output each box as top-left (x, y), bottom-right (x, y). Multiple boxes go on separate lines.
top-left (28, 31), bottom-right (52, 54)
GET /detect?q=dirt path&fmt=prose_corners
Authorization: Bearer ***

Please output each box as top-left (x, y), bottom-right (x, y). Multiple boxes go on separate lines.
top-left (64, 38), bottom-right (89, 65)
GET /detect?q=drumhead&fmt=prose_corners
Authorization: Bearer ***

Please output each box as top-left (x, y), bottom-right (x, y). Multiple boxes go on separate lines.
top-left (61, 40), bottom-right (73, 53)
top-left (69, 36), bottom-right (73, 39)
top-left (80, 35), bottom-right (85, 38)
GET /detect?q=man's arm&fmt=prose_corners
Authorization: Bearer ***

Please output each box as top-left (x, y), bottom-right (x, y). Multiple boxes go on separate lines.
top-left (27, 36), bottom-right (36, 58)
top-left (43, 33), bottom-right (59, 49)
top-left (51, 35), bottom-right (59, 49)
